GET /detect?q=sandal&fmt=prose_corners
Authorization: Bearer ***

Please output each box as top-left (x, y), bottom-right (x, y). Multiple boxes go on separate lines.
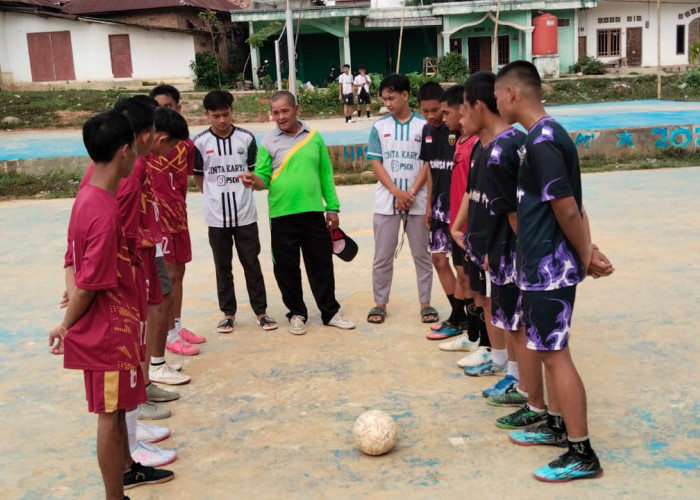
top-left (257, 316), bottom-right (278, 331)
top-left (420, 306), bottom-right (439, 324)
top-left (367, 306), bottom-right (386, 324)
top-left (217, 318), bottom-right (234, 333)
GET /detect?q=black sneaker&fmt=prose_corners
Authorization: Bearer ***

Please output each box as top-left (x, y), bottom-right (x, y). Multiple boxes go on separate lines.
top-left (124, 462), bottom-right (174, 490)
top-left (533, 450), bottom-right (604, 482)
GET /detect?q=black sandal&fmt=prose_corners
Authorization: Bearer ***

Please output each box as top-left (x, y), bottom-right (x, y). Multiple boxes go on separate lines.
top-left (420, 306), bottom-right (439, 324)
top-left (217, 318), bottom-right (234, 333)
top-left (257, 316), bottom-right (278, 331)
top-left (367, 306), bottom-right (386, 324)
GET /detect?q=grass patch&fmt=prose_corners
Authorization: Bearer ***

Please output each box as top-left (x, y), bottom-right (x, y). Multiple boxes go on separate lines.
top-left (580, 149), bottom-right (700, 172)
top-left (0, 171), bottom-right (81, 199)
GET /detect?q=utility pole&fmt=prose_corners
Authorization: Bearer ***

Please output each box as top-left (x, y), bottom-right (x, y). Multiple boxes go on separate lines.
top-left (657, 0), bottom-right (661, 99)
top-left (396, 0), bottom-right (407, 73)
top-left (286, 0), bottom-right (297, 98)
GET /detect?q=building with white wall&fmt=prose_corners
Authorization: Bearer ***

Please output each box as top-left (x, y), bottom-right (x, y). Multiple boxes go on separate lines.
top-left (0, 3), bottom-right (196, 90)
top-left (580, 0), bottom-right (700, 68)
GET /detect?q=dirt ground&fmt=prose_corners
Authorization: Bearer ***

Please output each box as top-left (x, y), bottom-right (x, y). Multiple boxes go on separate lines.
top-left (1, 167), bottom-right (699, 499)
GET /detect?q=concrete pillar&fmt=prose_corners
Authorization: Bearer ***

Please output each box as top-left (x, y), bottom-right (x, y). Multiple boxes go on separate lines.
top-left (442, 32), bottom-right (450, 55)
top-left (523, 12), bottom-right (533, 62)
top-left (340, 17), bottom-right (351, 69)
top-left (250, 21), bottom-right (261, 89)
top-left (437, 32), bottom-right (442, 58)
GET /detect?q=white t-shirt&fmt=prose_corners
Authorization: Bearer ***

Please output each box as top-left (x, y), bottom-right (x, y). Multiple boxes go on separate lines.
top-left (367, 112), bottom-right (428, 215)
top-left (193, 127), bottom-right (258, 228)
top-left (338, 72), bottom-right (354, 95)
top-left (353, 74), bottom-right (371, 95)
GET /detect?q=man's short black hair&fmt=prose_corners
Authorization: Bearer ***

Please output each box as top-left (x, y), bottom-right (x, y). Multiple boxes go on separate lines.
top-left (441, 85), bottom-right (464, 107)
top-left (113, 95), bottom-right (157, 135)
top-left (417, 81), bottom-right (443, 103)
top-left (82, 110), bottom-right (135, 163)
top-left (269, 90), bottom-right (297, 107)
top-left (496, 60), bottom-right (542, 96)
top-left (359, 65), bottom-right (366, 70)
top-left (154, 107), bottom-right (189, 141)
top-left (203, 90), bottom-right (234, 111)
top-left (343, 64), bottom-right (350, 68)
top-left (464, 71), bottom-right (498, 115)
top-left (379, 74), bottom-right (410, 95)
top-left (149, 84), bottom-right (181, 104)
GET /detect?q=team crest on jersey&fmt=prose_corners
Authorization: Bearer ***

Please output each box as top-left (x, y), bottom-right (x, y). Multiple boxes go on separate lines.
top-left (206, 149), bottom-right (215, 155)
top-left (414, 134), bottom-right (421, 142)
top-left (518, 145), bottom-right (527, 166)
top-left (448, 134), bottom-right (457, 147)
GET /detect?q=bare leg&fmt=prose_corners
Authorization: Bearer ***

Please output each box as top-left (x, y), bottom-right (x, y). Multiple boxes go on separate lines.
top-left (432, 253), bottom-right (456, 296)
top-left (477, 296), bottom-right (505, 350)
top-left (514, 330), bottom-right (545, 407)
top-left (97, 411), bottom-right (127, 500)
top-left (540, 346), bottom-right (588, 438)
top-left (165, 261), bottom-right (185, 330)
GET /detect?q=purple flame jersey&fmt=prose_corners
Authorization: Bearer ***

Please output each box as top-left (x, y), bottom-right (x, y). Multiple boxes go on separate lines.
top-left (419, 123), bottom-right (460, 224)
top-left (516, 117), bottom-right (585, 291)
top-left (483, 127), bottom-right (526, 286)
top-left (465, 140), bottom-right (489, 268)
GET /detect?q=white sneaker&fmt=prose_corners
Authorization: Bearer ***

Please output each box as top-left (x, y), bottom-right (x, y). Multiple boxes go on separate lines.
top-left (289, 315), bottom-right (307, 335)
top-left (166, 362), bottom-right (182, 371)
top-left (457, 346), bottom-right (492, 368)
top-left (136, 421), bottom-right (170, 444)
top-left (327, 312), bottom-right (355, 330)
top-left (149, 363), bottom-right (191, 385)
top-left (439, 334), bottom-right (479, 352)
top-left (131, 441), bottom-right (176, 467)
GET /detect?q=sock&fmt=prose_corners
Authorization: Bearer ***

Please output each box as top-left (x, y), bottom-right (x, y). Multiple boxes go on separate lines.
top-left (528, 403), bottom-right (545, 413)
top-left (547, 411), bottom-right (567, 434)
top-left (366, 111), bottom-right (370, 118)
top-left (491, 347), bottom-right (507, 366)
top-left (445, 294), bottom-right (457, 324)
top-left (167, 327), bottom-right (179, 344)
top-left (346, 116), bottom-right (351, 122)
top-left (465, 299), bottom-right (480, 342)
top-left (568, 436), bottom-right (595, 459)
top-left (477, 307), bottom-right (491, 347)
top-left (174, 318), bottom-right (182, 333)
top-left (516, 387), bottom-right (528, 398)
top-left (452, 298), bottom-right (467, 324)
top-left (126, 408), bottom-right (138, 454)
top-left (150, 356), bottom-right (165, 366)
top-left (507, 361), bottom-right (519, 380)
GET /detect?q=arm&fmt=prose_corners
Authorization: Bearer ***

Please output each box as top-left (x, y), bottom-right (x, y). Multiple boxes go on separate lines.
top-left (49, 266), bottom-right (96, 354)
top-left (424, 162), bottom-right (432, 228)
top-left (371, 159), bottom-right (414, 209)
top-left (317, 135), bottom-right (341, 230)
top-left (508, 212), bottom-right (517, 234)
top-left (193, 147), bottom-right (204, 193)
top-left (242, 143), bottom-right (272, 191)
top-left (550, 197), bottom-right (592, 273)
top-left (450, 192), bottom-right (469, 249)
top-left (582, 208), bottom-right (615, 278)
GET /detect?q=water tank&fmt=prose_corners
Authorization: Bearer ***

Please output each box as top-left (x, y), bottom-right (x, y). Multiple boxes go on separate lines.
top-left (532, 13), bottom-right (558, 55)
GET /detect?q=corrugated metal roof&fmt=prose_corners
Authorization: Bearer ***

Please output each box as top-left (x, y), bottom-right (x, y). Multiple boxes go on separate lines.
top-left (63, 0), bottom-right (242, 15)
top-left (0, 0), bottom-right (63, 7)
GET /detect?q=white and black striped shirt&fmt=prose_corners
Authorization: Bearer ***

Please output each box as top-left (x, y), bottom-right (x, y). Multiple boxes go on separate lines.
top-left (193, 127), bottom-right (258, 228)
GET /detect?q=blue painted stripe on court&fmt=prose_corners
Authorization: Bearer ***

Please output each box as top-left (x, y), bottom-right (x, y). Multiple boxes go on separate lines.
top-left (3, 100), bottom-right (700, 161)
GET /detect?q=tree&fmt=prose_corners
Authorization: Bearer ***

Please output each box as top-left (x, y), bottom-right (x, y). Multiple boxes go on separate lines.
top-left (199, 9), bottom-right (224, 88)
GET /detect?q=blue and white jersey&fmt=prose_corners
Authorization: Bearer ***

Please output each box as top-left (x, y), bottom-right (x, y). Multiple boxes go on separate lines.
top-left (367, 112), bottom-right (428, 215)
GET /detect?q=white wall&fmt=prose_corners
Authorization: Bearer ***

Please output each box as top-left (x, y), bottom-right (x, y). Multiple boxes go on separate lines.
top-left (0, 11), bottom-right (195, 86)
top-left (579, 1), bottom-right (699, 67)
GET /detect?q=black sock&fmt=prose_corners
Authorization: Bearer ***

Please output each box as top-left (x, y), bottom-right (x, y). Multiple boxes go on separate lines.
top-left (465, 298), bottom-right (480, 342)
top-left (445, 294), bottom-right (457, 324)
top-left (366, 111), bottom-right (370, 118)
top-left (452, 298), bottom-right (467, 324)
top-left (476, 306), bottom-right (491, 346)
top-left (547, 412), bottom-right (567, 434)
top-left (345, 116), bottom-right (350, 122)
top-left (568, 437), bottom-right (595, 460)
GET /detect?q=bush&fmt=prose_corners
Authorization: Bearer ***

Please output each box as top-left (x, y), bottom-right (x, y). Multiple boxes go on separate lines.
top-left (406, 72), bottom-right (443, 108)
top-left (298, 82), bottom-right (341, 114)
top-left (683, 68), bottom-right (700, 87)
top-left (437, 51), bottom-right (469, 82)
top-left (690, 43), bottom-right (700, 65)
top-left (569, 55), bottom-right (606, 75)
top-left (190, 52), bottom-right (225, 89)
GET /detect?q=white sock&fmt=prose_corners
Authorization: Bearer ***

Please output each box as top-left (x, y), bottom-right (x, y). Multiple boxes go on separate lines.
top-left (528, 403), bottom-right (545, 413)
top-left (167, 327), bottom-right (179, 344)
top-left (150, 356), bottom-right (165, 366)
top-left (126, 408), bottom-right (139, 454)
top-left (491, 348), bottom-right (507, 366)
top-left (507, 361), bottom-right (519, 380)
top-left (174, 318), bottom-right (182, 333)
top-left (516, 386), bottom-right (528, 398)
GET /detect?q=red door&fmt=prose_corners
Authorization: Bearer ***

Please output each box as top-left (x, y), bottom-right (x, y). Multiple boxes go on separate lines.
top-left (109, 35), bottom-right (133, 78)
top-left (27, 31), bottom-right (76, 82)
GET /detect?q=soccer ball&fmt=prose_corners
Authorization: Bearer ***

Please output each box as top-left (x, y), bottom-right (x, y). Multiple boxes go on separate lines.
top-left (353, 410), bottom-right (398, 456)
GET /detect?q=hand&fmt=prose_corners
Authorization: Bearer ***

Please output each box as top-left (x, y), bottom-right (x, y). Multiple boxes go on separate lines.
top-left (338, 95), bottom-right (343, 102)
top-left (451, 229), bottom-right (466, 250)
top-left (326, 212), bottom-right (339, 232)
top-left (588, 246), bottom-right (615, 279)
top-left (59, 290), bottom-right (68, 309)
top-left (48, 325), bottom-right (66, 355)
top-left (424, 209), bottom-right (431, 229)
top-left (394, 190), bottom-right (415, 208)
top-left (484, 255), bottom-right (490, 272)
top-left (238, 172), bottom-right (256, 188)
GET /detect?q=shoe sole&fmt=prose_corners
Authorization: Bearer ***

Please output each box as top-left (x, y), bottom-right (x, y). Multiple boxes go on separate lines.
top-left (148, 377), bottom-right (190, 386)
top-left (496, 418), bottom-right (547, 430)
top-left (464, 370), bottom-right (506, 377)
top-left (147, 395), bottom-right (179, 403)
top-left (165, 348), bottom-right (199, 356)
top-left (140, 432), bottom-right (171, 444)
top-left (138, 412), bottom-right (171, 420)
top-left (509, 435), bottom-right (567, 447)
top-left (426, 332), bottom-right (461, 340)
top-left (124, 473), bottom-right (175, 490)
top-left (181, 337), bottom-right (206, 344)
top-left (289, 330), bottom-right (307, 335)
top-left (534, 469), bottom-right (604, 483)
top-left (486, 399), bottom-right (527, 408)
top-left (136, 455), bottom-right (177, 468)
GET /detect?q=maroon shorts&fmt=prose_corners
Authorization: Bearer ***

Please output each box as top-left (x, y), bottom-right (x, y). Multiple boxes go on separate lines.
top-left (162, 231), bottom-right (192, 264)
top-left (139, 246), bottom-right (162, 306)
top-left (83, 367), bottom-right (147, 414)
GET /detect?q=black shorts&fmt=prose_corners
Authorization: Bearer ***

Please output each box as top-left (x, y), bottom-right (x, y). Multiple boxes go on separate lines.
top-left (429, 219), bottom-right (451, 255)
top-left (343, 93), bottom-right (354, 105)
top-left (491, 283), bottom-right (522, 331)
top-left (358, 89), bottom-right (371, 105)
top-left (467, 260), bottom-right (488, 297)
top-left (522, 286), bottom-right (577, 352)
top-left (452, 242), bottom-right (466, 267)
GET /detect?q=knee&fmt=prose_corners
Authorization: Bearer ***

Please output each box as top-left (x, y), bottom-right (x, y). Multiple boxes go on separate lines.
top-left (431, 253), bottom-right (449, 270)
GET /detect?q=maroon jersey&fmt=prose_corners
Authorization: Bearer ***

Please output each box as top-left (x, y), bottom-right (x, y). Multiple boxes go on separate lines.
top-left (147, 139), bottom-right (194, 234)
top-left (63, 184), bottom-right (143, 371)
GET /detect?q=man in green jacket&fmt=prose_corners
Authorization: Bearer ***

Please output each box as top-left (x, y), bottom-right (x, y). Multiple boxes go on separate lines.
top-left (240, 91), bottom-right (355, 335)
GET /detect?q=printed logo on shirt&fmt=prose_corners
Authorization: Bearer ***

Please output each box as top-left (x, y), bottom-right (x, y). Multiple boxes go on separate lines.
top-left (518, 145), bottom-right (527, 166)
top-left (448, 133), bottom-right (457, 147)
top-left (206, 149), bottom-right (215, 155)
top-left (426, 136), bottom-right (433, 143)
top-left (384, 133), bottom-right (392, 138)
top-left (414, 134), bottom-right (421, 143)
top-left (237, 148), bottom-right (245, 155)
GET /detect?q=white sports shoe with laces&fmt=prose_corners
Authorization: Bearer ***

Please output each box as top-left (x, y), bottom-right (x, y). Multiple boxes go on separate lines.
top-left (136, 421), bottom-right (170, 444)
top-left (131, 441), bottom-right (176, 467)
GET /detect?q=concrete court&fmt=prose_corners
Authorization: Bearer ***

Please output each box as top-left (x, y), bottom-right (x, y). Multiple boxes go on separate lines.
top-left (1, 167), bottom-right (699, 499)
